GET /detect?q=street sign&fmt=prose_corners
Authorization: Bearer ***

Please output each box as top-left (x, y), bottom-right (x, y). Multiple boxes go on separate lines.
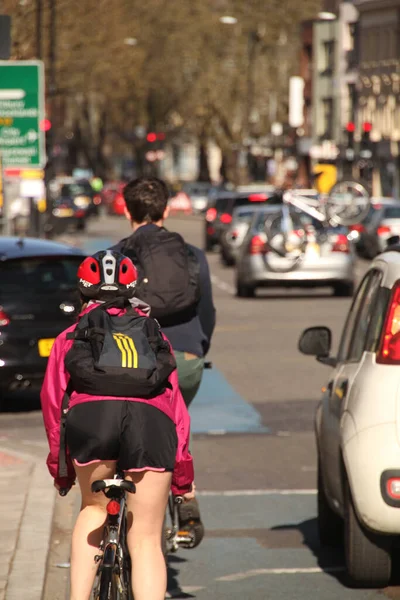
top-left (0, 61), bottom-right (45, 168)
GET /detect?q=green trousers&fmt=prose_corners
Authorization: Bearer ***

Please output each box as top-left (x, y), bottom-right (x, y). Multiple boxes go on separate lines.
top-left (174, 351), bottom-right (205, 408)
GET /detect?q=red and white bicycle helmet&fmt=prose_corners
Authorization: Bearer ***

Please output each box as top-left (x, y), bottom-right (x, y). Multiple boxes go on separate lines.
top-left (77, 250), bottom-right (138, 300)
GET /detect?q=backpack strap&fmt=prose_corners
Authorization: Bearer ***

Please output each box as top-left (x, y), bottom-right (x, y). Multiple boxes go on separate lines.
top-left (58, 380), bottom-right (74, 479)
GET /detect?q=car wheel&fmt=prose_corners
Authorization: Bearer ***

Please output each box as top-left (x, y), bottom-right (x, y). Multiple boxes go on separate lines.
top-left (205, 239), bottom-right (215, 252)
top-left (344, 480), bottom-right (391, 588)
top-left (236, 281), bottom-right (256, 298)
top-left (76, 219), bottom-right (86, 232)
top-left (333, 282), bottom-right (354, 297)
top-left (317, 459), bottom-right (343, 547)
top-left (221, 252), bottom-right (235, 267)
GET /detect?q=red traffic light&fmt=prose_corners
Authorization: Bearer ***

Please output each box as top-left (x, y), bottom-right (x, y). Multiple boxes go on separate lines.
top-left (362, 122), bottom-right (372, 133)
top-left (146, 132), bottom-right (157, 143)
top-left (346, 122), bottom-right (355, 133)
top-left (40, 119), bottom-right (52, 132)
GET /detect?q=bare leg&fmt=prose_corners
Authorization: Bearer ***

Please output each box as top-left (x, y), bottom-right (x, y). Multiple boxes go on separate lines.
top-left (70, 461), bottom-right (117, 600)
top-left (124, 470), bottom-right (172, 600)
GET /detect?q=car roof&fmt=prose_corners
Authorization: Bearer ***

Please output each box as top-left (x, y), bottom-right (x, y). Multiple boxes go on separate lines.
top-left (371, 197), bottom-right (399, 206)
top-left (0, 237), bottom-right (85, 260)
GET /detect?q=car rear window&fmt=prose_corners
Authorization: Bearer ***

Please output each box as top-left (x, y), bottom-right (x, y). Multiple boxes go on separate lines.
top-left (0, 257), bottom-right (83, 295)
top-left (383, 207), bottom-right (400, 219)
top-left (61, 183), bottom-right (92, 196)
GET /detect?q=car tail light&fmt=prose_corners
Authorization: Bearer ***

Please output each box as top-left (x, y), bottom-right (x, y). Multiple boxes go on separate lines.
top-left (331, 234), bottom-right (350, 253)
top-left (377, 225), bottom-right (391, 236)
top-left (377, 284), bottom-right (400, 364)
top-left (0, 310), bottom-right (10, 326)
top-left (75, 210), bottom-right (85, 218)
top-left (206, 208), bottom-right (217, 222)
top-left (387, 478), bottom-right (400, 500)
top-left (220, 213), bottom-right (232, 224)
top-left (249, 235), bottom-right (268, 255)
top-left (106, 500), bottom-right (121, 515)
top-left (248, 193), bottom-right (268, 202)
top-left (349, 224), bottom-right (365, 233)
top-left (93, 195), bottom-right (101, 205)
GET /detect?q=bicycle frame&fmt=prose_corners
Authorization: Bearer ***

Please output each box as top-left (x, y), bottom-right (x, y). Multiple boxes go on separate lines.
top-left (92, 478), bottom-right (135, 600)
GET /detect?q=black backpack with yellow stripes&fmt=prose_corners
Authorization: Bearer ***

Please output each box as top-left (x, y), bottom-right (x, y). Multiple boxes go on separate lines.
top-left (64, 299), bottom-right (176, 398)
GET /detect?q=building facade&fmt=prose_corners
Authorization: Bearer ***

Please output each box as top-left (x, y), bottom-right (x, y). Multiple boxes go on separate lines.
top-left (354, 0), bottom-right (400, 196)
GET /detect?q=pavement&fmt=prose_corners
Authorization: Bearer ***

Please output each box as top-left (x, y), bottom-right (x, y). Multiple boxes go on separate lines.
top-left (0, 443), bottom-right (55, 600)
top-left (0, 213), bottom-right (393, 600)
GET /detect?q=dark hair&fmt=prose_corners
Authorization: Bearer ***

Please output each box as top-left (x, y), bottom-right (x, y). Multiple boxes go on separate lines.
top-left (123, 177), bottom-right (170, 223)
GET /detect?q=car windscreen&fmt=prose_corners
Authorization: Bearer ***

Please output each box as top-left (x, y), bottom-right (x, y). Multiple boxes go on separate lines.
top-left (233, 194), bottom-right (282, 210)
top-left (215, 197), bottom-right (234, 212)
top-left (0, 256), bottom-right (83, 296)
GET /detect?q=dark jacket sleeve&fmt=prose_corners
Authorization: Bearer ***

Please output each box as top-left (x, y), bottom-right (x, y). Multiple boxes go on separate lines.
top-left (191, 246), bottom-right (216, 354)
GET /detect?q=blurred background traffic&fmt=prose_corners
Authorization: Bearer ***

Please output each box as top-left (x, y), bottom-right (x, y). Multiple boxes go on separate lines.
top-left (1, 0), bottom-right (400, 241)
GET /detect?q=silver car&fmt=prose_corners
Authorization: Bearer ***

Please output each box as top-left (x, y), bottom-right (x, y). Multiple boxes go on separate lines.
top-left (235, 207), bottom-right (356, 297)
top-left (219, 205), bottom-right (263, 266)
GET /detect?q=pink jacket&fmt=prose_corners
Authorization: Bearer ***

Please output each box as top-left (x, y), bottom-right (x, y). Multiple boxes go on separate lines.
top-left (40, 303), bottom-right (194, 495)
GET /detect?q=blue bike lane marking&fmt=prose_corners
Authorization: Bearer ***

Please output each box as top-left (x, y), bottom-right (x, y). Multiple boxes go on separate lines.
top-left (81, 238), bottom-right (266, 434)
top-left (191, 369), bottom-right (268, 435)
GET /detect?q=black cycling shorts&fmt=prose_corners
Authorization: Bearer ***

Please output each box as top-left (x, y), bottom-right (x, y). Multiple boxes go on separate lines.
top-left (66, 400), bottom-right (177, 472)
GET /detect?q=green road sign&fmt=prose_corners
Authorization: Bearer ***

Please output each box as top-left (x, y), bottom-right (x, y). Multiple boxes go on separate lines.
top-left (0, 60), bottom-right (45, 168)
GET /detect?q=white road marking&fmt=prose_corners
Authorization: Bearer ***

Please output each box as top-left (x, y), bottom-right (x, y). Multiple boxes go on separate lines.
top-left (210, 274), bottom-right (235, 295)
top-left (216, 566), bottom-right (345, 582)
top-left (197, 489), bottom-right (317, 497)
top-left (207, 429), bottom-right (227, 435)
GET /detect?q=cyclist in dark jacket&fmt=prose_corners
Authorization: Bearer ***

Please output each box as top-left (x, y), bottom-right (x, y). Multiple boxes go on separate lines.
top-left (110, 176), bottom-right (216, 543)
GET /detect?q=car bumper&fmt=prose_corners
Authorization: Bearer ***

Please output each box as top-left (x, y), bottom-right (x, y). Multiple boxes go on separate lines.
top-left (238, 254), bottom-right (355, 286)
top-left (0, 364), bottom-right (46, 391)
top-left (344, 423), bottom-right (400, 534)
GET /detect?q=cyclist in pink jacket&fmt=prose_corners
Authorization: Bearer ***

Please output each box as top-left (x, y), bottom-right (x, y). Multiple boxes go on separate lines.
top-left (41, 250), bottom-right (194, 600)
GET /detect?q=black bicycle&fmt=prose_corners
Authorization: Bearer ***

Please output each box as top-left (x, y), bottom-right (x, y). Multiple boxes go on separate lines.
top-left (91, 477), bottom-right (136, 600)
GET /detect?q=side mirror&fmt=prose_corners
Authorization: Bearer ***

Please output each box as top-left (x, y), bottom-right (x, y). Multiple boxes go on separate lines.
top-left (299, 326), bottom-right (332, 359)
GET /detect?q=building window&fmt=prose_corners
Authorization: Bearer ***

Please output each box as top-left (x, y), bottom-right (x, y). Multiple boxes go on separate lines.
top-left (322, 98), bottom-right (333, 140)
top-left (321, 40), bottom-right (335, 76)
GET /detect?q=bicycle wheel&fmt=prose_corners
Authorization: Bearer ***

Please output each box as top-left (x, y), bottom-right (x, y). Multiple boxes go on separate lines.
top-left (97, 567), bottom-right (117, 600)
top-left (326, 179), bottom-right (371, 226)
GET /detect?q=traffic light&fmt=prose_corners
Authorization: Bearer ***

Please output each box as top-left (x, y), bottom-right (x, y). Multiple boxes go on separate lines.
top-left (146, 132), bottom-right (157, 143)
top-left (360, 122), bottom-right (373, 159)
top-left (344, 122), bottom-right (355, 161)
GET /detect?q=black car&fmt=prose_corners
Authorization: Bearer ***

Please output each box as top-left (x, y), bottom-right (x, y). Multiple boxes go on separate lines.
top-left (0, 237), bottom-right (85, 402)
top-left (47, 180), bottom-right (99, 236)
top-left (204, 189), bottom-right (281, 251)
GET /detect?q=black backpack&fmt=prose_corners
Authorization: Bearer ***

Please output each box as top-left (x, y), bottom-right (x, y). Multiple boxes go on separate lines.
top-left (64, 299), bottom-right (176, 398)
top-left (122, 227), bottom-right (201, 326)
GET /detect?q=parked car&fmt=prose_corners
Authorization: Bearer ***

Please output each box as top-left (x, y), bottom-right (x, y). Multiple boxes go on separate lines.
top-left (299, 246), bottom-right (400, 587)
top-left (204, 189), bottom-right (281, 252)
top-left (0, 237), bottom-right (84, 403)
top-left (352, 198), bottom-right (400, 259)
top-left (235, 206), bottom-right (355, 297)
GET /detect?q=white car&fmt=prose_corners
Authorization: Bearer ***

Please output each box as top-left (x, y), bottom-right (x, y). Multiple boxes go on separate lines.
top-left (299, 246), bottom-right (400, 588)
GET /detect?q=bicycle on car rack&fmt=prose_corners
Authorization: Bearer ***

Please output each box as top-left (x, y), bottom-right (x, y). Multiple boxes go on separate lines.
top-left (262, 179), bottom-right (371, 274)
